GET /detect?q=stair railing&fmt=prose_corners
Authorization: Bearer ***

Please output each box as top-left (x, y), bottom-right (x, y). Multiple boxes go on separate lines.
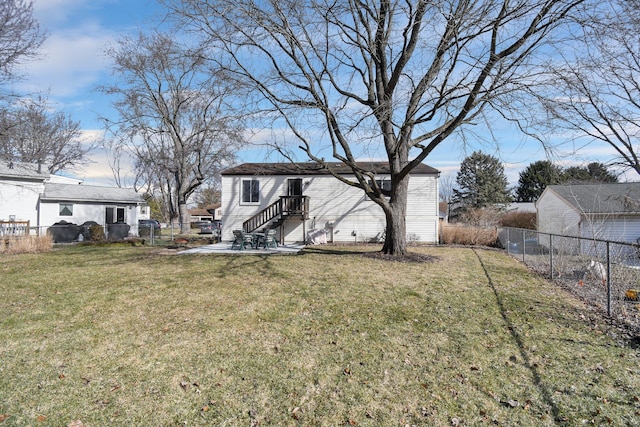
top-left (242, 196), bottom-right (309, 233)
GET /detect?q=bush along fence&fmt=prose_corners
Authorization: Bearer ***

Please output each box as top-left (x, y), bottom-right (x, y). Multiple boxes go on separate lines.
top-left (498, 227), bottom-right (640, 334)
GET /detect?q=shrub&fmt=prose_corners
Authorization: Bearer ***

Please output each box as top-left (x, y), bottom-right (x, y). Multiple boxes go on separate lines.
top-left (89, 225), bottom-right (105, 241)
top-left (500, 211), bottom-right (536, 229)
top-left (460, 207), bottom-right (502, 227)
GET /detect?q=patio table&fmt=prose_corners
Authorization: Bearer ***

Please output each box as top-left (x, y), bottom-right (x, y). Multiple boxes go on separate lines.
top-left (252, 232), bottom-right (265, 248)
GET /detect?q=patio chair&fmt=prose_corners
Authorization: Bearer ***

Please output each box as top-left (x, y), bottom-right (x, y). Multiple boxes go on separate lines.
top-left (258, 228), bottom-right (278, 249)
top-left (231, 229), bottom-right (254, 250)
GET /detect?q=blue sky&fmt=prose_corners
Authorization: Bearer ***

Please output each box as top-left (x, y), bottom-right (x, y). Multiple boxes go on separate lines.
top-left (9, 0), bottom-right (629, 187)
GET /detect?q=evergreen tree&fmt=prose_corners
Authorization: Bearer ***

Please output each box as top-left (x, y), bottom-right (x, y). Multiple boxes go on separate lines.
top-left (515, 160), bottom-right (563, 202)
top-left (562, 162), bottom-right (618, 183)
top-left (453, 151), bottom-right (511, 213)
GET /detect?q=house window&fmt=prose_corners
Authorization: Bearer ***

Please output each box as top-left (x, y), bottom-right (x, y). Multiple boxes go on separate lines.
top-left (141, 206), bottom-right (148, 215)
top-left (368, 179), bottom-right (392, 199)
top-left (242, 179), bottom-right (260, 203)
top-left (59, 203), bottom-right (73, 216)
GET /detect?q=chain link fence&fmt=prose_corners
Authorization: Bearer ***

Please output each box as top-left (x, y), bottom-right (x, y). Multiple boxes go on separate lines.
top-left (498, 227), bottom-right (640, 334)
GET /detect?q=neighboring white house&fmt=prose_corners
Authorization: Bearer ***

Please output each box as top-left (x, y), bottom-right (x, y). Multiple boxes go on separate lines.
top-left (537, 183), bottom-right (640, 255)
top-left (0, 161), bottom-right (47, 228)
top-left (505, 202), bottom-right (537, 213)
top-left (221, 162), bottom-right (440, 244)
top-left (0, 161), bottom-right (148, 239)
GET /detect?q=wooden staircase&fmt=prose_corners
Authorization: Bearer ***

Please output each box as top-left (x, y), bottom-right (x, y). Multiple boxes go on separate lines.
top-left (242, 196), bottom-right (309, 236)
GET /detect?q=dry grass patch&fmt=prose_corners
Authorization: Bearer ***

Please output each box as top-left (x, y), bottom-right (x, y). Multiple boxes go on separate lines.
top-left (440, 224), bottom-right (498, 246)
top-left (1, 245), bottom-right (639, 426)
top-left (0, 235), bottom-right (52, 254)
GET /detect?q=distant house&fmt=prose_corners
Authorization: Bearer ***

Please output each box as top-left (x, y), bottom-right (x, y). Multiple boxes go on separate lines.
top-left (188, 208), bottom-right (214, 223)
top-left (0, 161), bottom-right (48, 228)
top-left (0, 161), bottom-right (147, 239)
top-left (438, 201), bottom-right (449, 223)
top-left (537, 183), bottom-right (640, 254)
top-left (220, 161), bottom-right (440, 244)
top-left (207, 203), bottom-right (222, 220)
top-left (189, 203), bottom-right (222, 221)
top-left (505, 202), bottom-right (536, 213)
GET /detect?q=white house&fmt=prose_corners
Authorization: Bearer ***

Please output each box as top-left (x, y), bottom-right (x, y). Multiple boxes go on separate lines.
top-left (0, 161), bottom-right (47, 228)
top-left (0, 161), bottom-right (148, 239)
top-left (537, 183), bottom-right (640, 255)
top-left (221, 162), bottom-right (440, 244)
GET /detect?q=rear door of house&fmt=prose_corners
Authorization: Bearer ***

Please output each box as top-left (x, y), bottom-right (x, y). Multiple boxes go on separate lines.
top-left (105, 207), bottom-right (126, 224)
top-left (287, 178), bottom-right (303, 213)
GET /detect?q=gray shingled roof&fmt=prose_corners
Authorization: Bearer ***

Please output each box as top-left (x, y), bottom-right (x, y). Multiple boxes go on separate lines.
top-left (0, 161), bottom-right (49, 180)
top-left (547, 183), bottom-right (640, 214)
top-left (41, 183), bottom-right (145, 204)
top-left (221, 161), bottom-right (439, 176)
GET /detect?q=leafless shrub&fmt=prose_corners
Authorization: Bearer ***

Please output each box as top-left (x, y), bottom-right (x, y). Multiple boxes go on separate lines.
top-left (461, 207), bottom-right (502, 228)
top-left (500, 211), bottom-right (536, 229)
top-left (441, 224), bottom-right (498, 246)
top-left (89, 225), bottom-right (105, 242)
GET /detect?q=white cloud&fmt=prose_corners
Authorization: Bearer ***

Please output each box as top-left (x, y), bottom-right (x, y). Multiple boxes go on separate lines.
top-left (33, 0), bottom-right (117, 27)
top-left (16, 28), bottom-right (114, 97)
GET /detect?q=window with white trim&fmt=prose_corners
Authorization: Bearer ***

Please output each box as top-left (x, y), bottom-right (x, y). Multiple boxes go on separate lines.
top-left (241, 179), bottom-right (260, 203)
top-left (59, 203), bottom-right (73, 216)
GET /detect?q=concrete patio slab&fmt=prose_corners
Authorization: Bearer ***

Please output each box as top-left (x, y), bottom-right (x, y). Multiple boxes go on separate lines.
top-left (178, 242), bottom-right (305, 255)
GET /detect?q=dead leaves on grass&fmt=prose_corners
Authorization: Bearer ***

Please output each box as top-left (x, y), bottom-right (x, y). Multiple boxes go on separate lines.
top-left (179, 379), bottom-right (201, 392)
top-left (1, 415), bottom-right (84, 426)
top-left (290, 406), bottom-right (302, 420)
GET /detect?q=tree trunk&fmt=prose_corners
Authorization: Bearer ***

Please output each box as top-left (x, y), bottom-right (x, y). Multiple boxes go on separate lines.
top-left (381, 178), bottom-right (408, 256)
top-left (178, 200), bottom-right (190, 234)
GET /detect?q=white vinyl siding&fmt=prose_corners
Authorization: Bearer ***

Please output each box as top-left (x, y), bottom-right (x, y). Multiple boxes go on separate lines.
top-left (0, 179), bottom-right (43, 225)
top-left (536, 190), bottom-right (581, 237)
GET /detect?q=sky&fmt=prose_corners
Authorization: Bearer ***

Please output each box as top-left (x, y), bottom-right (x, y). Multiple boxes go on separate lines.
top-left (9, 0), bottom-right (632, 188)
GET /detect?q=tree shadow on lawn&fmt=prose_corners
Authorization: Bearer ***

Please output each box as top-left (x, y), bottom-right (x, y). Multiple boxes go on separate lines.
top-left (301, 245), bottom-right (440, 263)
top-left (472, 246), bottom-right (640, 424)
top-left (472, 248), bottom-right (563, 424)
top-left (214, 254), bottom-right (276, 278)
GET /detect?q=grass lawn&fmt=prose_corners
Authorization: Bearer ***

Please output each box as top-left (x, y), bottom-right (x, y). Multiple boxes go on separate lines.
top-left (1, 244), bottom-right (639, 426)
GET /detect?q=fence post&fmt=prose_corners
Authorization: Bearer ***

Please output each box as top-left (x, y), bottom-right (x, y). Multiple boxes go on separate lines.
top-left (606, 241), bottom-right (611, 316)
top-left (549, 234), bottom-right (554, 279)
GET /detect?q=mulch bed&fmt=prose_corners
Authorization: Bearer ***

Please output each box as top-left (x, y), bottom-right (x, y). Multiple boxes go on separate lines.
top-left (362, 250), bottom-right (439, 263)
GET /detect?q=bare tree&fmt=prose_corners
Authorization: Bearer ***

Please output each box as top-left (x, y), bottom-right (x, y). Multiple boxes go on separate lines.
top-left (193, 183), bottom-right (221, 209)
top-left (439, 172), bottom-right (457, 204)
top-left (0, 96), bottom-right (91, 173)
top-left (537, 0), bottom-right (640, 175)
top-left (102, 32), bottom-right (244, 233)
top-left (101, 136), bottom-right (129, 188)
top-left (166, 0), bottom-right (591, 255)
top-left (0, 0), bottom-right (45, 85)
